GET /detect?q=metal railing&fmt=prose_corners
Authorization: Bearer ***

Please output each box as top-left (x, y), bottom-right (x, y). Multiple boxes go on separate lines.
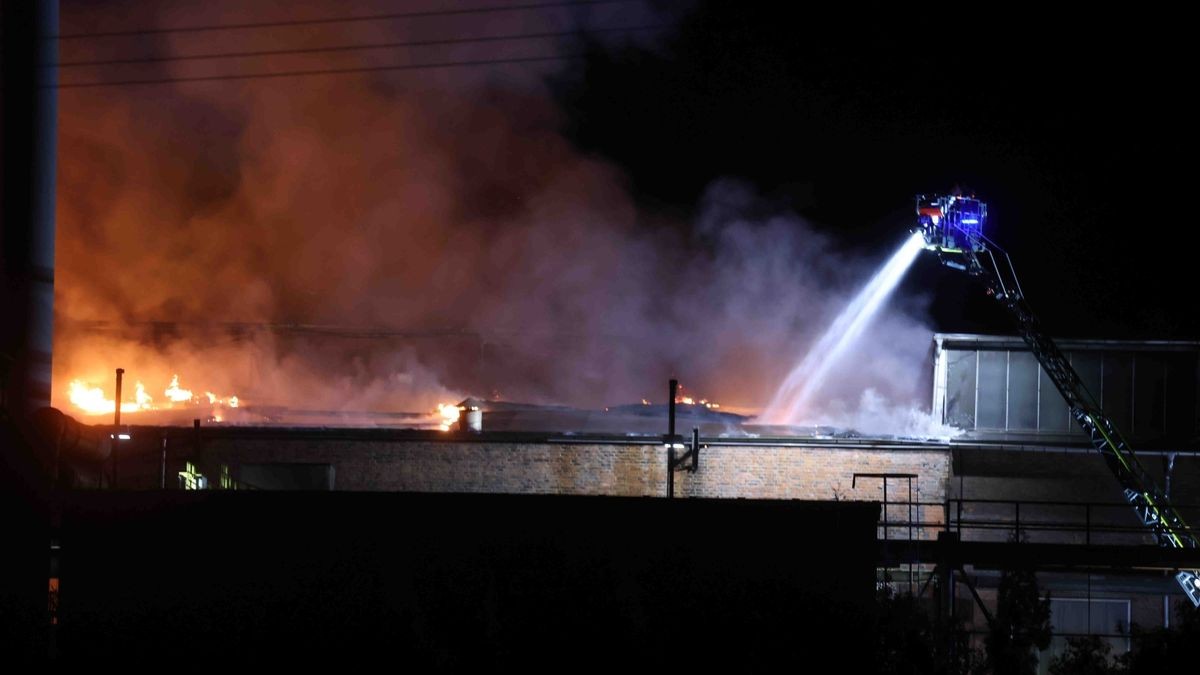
top-left (869, 497), bottom-right (1200, 547)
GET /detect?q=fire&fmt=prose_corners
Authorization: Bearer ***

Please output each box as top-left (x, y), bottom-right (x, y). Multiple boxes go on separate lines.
top-left (165, 375), bottom-right (193, 402)
top-left (65, 373), bottom-right (241, 418)
top-left (437, 403), bottom-right (461, 431)
top-left (205, 391), bottom-right (239, 408)
top-left (135, 382), bottom-right (153, 408)
top-left (673, 384), bottom-right (720, 409)
top-left (67, 379), bottom-right (152, 415)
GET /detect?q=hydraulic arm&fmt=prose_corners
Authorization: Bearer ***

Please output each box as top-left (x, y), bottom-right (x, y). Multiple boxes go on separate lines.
top-left (915, 194), bottom-right (1200, 606)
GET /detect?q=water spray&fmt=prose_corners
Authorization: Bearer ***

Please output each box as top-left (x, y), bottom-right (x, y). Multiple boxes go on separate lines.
top-left (759, 231), bottom-right (925, 425)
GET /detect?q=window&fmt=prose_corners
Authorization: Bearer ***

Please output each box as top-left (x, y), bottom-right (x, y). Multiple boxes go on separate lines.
top-left (1045, 597), bottom-right (1130, 668)
top-left (976, 350), bottom-right (1007, 429)
top-left (946, 349), bottom-right (977, 428)
top-left (178, 461), bottom-right (207, 490)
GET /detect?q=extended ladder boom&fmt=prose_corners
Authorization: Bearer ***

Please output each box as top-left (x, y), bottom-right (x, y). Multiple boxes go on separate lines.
top-left (915, 194), bottom-right (1200, 606)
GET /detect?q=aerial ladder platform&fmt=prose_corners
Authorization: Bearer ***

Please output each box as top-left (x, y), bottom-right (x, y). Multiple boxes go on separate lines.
top-left (914, 194), bottom-right (1200, 606)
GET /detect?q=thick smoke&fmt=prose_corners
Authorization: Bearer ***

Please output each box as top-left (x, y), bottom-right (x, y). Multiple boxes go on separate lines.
top-left (54, 1), bottom-right (942, 429)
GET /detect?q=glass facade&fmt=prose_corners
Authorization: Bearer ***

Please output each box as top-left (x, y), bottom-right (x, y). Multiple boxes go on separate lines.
top-left (934, 335), bottom-right (1198, 441)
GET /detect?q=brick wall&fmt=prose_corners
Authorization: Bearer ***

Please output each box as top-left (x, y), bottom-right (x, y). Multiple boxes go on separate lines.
top-left (199, 437), bottom-right (949, 518)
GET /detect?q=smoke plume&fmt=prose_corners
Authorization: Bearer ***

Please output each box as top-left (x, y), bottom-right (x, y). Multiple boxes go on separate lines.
top-left (54, 1), bottom-right (941, 430)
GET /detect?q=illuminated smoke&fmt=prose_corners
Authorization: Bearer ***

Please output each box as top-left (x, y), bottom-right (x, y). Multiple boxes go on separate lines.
top-left (758, 232), bottom-right (926, 425)
top-left (53, 2), bottom-right (939, 430)
top-left (811, 388), bottom-right (960, 440)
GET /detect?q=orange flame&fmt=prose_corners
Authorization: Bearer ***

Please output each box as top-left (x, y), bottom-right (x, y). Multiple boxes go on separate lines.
top-left (67, 379), bottom-right (152, 415)
top-left (437, 403), bottom-right (461, 431)
top-left (135, 381), bottom-right (153, 408)
top-left (204, 391), bottom-right (239, 408)
top-left (66, 373), bottom-right (240, 417)
top-left (673, 384), bottom-right (720, 409)
top-left (165, 375), bottom-right (193, 403)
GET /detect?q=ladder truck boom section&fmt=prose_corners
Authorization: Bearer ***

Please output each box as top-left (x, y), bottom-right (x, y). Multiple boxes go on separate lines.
top-left (914, 194), bottom-right (1200, 606)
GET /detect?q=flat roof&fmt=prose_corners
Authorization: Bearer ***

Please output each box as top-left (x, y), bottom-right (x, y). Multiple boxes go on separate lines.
top-left (934, 333), bottom-right (1200, 352)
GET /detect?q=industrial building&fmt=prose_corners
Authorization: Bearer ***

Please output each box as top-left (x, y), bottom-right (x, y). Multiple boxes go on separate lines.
top-left (932, 334), bottom-right (1200, 663)
top-left (28, 331), bottom-right (1198, 668)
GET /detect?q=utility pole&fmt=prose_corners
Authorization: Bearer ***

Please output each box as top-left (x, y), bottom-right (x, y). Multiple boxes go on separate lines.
top-left (0, 1), bottom-right (60, 663)
top-left (1, 0), bottom-right (58, 415)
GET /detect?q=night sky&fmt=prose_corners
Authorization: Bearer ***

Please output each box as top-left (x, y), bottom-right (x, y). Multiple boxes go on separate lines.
top-left (554, 2), bottom-right (1197, 339)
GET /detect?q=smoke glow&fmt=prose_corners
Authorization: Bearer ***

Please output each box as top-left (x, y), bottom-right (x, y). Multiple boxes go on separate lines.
top-left (53, 2), bottom-right (940, 434)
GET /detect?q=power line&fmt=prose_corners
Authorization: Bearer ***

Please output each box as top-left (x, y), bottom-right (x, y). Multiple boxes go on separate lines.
top-left (49, 54), bottom-right (578, 89)
top-left (48, 0), bottom-right (637, 40)
top-left (46, 25), bottom-right (660, 68)
top-left (64, 319), bottom-right (643, 342)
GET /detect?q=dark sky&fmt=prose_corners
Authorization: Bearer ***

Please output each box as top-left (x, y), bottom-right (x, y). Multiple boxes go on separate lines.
top-left (554, 2), bottom-right (1197, 339)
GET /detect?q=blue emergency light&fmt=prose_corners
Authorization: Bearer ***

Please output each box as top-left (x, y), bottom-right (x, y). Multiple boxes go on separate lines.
top-left (915, 194), bottom-right (987, 252)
